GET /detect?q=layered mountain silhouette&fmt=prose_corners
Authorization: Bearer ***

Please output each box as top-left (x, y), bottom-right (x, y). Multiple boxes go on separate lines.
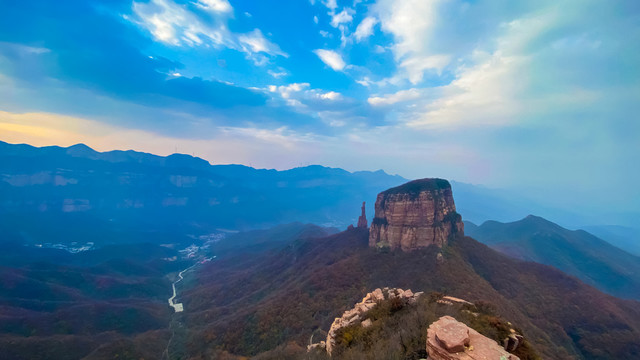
top-left (2, 141), bottom-right (636, 253)
top-left (466, 215), bottom-right (640, 300)
top-left (2, 142), bottom-right (640, 360)
top-left (0, 141), bottom-right (406, 241)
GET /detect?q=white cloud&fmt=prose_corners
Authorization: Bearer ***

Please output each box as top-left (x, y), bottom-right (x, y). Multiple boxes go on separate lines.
top-left (267, 69), bottom-right (288, 78)
top-left (400, 54), bottom-right (450, 83)
top-left (133, 0), bottom-right (226, 46)
top-left (386, 12), bottom-right (561, 129)
top-left (323, 0), bottom-right (337, 11)
top-left (374, 0), bottom-right (450, 83)
top-left (314, 49), bottom-right (346, 71)
top-left (268, 83), bottom-right (310, 100)
top-left (132, 0), bottom-right (286, 63)
top-left (408, 55), bottom-right (524, 128)
top-left (374, 45), bottom-right (386, 53)
top-left (368, 88), bottom-right (424, 106)
top-left (195, 0), bottom-right (232, 14)
top-left (330, 9), bottom-right (353, 28)
top-left (238, 29), bottom-right (288, 57)
top-left (318, 91), bottom-right (341, 100)
top-left (3, 44), bottom-right (51, 55)
top-left (354, 16), bottom-right (377, 41)
top-left (375, 0), bottom-right (440, 59)
top-left (313, 15), bottom-right (319, 24)
top-left (265, 83), bottom-right (351, 121)
top-left (356, 77), bottom-right (372, 87)
top-left (267, 83), bottom-right (342, 108)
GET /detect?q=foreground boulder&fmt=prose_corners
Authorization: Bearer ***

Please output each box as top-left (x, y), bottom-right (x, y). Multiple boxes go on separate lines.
top-left (369, 178), bottom-right (464, 251)
top-left (427, 316), bottom-right (520, 360)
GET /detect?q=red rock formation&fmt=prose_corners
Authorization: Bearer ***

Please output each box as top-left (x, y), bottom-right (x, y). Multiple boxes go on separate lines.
top-left (427, 316), bottom-right (520, 360)
top-left (357, 201), bottom-right (368, 228)
top-left (435, 320), bottom-right (470, 353)
top-left (369, 178), bottom-right (464, 251)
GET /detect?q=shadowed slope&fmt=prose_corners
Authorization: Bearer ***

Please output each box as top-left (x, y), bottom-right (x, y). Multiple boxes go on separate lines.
top-left (181, 229), bottom-right (640, 359)
top-left (466, 215), bottom-right (640, 300)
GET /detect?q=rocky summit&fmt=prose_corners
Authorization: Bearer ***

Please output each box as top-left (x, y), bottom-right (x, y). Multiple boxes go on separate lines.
top-left (369, 178), bottom-right (464, 251)
top-left (320, 287), bottom-right (423, 355)
top-left (427, 316), bottom-right (520, 360)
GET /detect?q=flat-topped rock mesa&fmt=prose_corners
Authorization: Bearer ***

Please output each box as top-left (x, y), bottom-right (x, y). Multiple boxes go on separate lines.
top-left (427, 316), bottom-right (520, 360)
top-left (369, 178), bottom-right (464, 251)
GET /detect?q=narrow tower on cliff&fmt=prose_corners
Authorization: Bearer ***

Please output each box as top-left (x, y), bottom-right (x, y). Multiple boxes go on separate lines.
top-left (357, 201), bottom-right (368, 228)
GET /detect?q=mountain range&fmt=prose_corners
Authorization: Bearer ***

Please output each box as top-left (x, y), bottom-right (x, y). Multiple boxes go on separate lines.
top-left (466, 216), bottom-right (640, 300)
top-left (1, 141), bottom-right (637, 255)
top-left (0, 141), bottom-right (404, 238)
top-left (1, 141), bottom-right (640, 360)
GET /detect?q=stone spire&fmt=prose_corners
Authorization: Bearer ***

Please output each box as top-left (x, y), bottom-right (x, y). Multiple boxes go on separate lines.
top-left (357, 201), bottom-right (368, 228)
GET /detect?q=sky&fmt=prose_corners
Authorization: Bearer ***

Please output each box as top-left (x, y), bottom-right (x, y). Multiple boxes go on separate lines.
top-left (0, 0), bottom-right (639, 213)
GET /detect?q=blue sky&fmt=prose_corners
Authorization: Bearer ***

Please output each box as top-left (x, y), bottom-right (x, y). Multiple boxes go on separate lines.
top-left (0, 0), bottom-right (639, 213)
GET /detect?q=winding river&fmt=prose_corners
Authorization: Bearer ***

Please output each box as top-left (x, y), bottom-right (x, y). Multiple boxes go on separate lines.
top-left (168, 257), bottom-right (214, 312)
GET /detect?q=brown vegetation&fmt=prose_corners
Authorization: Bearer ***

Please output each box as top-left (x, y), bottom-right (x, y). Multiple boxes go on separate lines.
top-left (181, 228), bottom-right (640, 359)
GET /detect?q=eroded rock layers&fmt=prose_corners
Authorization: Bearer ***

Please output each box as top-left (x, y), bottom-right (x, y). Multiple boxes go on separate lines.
top-left (369, 178), bottom-right (464, 251)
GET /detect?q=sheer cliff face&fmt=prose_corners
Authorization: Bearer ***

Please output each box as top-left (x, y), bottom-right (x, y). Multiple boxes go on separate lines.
top-left (369, 178), bottom-right (464, 251)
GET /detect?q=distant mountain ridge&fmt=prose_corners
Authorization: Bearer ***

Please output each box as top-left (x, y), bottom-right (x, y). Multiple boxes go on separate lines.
top-left (2, 140), bottom-right (637, 255)
top-left (0, 141), bottom-right (212, 169)
top-left (0, 141), bottom-right (407, 244)
top-left (466, 215), bottom-right (640, 300)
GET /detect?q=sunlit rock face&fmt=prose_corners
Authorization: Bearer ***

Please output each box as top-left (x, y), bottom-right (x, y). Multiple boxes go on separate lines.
top-left (427, 316), bottom-right (520, 360)
top-left (369, 178), bottom-right (464, 251)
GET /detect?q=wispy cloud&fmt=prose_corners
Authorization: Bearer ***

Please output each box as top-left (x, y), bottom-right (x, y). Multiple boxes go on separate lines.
top-left (195, 0), bottom-right (232, 14)
top-left (322, 0), bottom-right (338, 11)
top-left (132, 0), bottom-right (286, 63)
top-left (373, 0), bottom-right (449, 84)
top-left (313, 49), bottom-right (346, 71)
top-left (330, 9), bottom-right (353, 28)
top-left (368, 88), bottom-right (424, 106)
top-left (354, 16), bottom-right (378, 42)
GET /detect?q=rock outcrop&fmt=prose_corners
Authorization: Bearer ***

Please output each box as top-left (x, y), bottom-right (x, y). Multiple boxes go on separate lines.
top-left (322, 288), bottom-right (423, 355)
top-left (504, 332), bottom-right (524, 353)
top-left (427, 316), bottom-right (520, 360)
top-left (437, 296), bottom-right (473, 306)
top-left (357, 201), bottom-right (368, 228)
top-left (369, 178), bottom-right (464, 251)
